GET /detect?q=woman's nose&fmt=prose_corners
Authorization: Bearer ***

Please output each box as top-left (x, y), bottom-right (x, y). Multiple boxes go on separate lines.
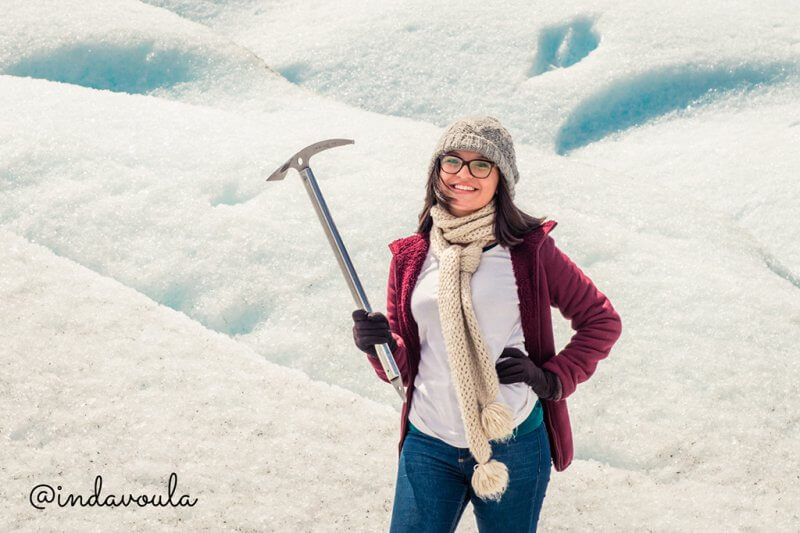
top-left (457, 164), bottom-right (473, 179)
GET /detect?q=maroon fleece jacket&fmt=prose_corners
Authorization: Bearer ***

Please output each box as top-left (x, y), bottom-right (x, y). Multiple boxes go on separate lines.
top-left (366, 220), bottom-right (622, 471)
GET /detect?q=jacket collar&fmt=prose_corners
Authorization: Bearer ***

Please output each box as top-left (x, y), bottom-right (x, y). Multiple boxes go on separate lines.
top-left (388, 220), bottom-right (558, 259)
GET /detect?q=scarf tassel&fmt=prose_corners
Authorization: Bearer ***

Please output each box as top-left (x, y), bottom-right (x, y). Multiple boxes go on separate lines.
top-left (481, 401), bottom-right (514, 442)
top-left (472, 459), bottom-right (510, 502)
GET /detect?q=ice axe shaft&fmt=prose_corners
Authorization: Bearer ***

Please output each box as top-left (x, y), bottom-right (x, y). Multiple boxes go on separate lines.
top-left (267, 139), bottom-right (406, 402)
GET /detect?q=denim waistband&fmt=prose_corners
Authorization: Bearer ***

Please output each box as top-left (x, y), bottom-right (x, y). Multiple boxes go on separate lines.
top-left (408, 399), bottom-right (543, 439)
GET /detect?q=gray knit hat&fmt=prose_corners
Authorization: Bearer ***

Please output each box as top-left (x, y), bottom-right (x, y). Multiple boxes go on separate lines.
top-left (427, 116), bottom-right (520, 199)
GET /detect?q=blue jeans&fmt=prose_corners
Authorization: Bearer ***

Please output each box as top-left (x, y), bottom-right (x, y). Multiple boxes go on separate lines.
top-left (389, 421), bottom-right (552, 533)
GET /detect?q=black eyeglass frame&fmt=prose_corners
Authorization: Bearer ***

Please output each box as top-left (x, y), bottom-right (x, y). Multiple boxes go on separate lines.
top-left (437, 153), bottom-right (497, 179)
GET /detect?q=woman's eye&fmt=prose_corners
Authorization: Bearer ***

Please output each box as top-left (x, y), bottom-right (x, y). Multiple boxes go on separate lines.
top-left (474, 161), bottom-right (490, 169)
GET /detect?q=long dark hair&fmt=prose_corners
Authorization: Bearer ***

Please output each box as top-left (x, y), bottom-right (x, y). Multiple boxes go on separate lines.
top-left (415, 159), bottom-right (548, 247)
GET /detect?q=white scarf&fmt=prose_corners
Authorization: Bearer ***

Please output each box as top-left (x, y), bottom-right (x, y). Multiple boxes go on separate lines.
top-left (429, 198), bottom-right (514, 502)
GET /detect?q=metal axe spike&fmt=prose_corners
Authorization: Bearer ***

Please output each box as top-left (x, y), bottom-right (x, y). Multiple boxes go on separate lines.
top-left (267, 139), bottom-right (406, 402)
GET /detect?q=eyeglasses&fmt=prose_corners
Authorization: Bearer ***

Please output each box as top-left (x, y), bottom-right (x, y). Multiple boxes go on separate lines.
top-left (438, 154), bottom-right (496, 179)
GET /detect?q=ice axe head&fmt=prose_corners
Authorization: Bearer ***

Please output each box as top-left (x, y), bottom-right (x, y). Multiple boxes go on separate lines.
top-left (267, 138), bottom-right (354, 181)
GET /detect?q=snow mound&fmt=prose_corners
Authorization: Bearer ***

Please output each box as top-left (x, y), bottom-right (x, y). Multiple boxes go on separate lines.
top-left (0, 0), bottom-right (293, 108)
top-left (0, 228), bottom-right (399, 532)
top-left (555, 61), bottom-right (798, 154)
top-left (6, 41), bottom-right (214, 94)
top-left (529, 15), bottom-right (601, 76)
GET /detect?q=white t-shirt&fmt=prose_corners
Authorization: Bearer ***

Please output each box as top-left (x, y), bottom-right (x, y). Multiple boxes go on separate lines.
top-left (407, 242), bottom-right (537, 448)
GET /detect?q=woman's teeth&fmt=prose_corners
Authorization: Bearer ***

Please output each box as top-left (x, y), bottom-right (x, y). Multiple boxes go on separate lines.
top-left (452, 184), bottom-right (477, 191)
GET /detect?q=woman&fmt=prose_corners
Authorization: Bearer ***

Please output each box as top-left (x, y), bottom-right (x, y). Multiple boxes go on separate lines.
top-left (352, 116), bottom-right (622, 532)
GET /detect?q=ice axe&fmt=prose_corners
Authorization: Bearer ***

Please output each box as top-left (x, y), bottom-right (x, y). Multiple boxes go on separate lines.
top-left (267, 139), bottom-right (406, 402)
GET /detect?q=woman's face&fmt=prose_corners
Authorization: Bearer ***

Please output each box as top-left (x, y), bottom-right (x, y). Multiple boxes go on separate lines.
top-left (438, 149), bottom-right (500, 217)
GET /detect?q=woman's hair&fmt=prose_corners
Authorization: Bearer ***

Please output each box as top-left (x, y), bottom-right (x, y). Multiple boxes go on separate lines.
top-left (415, 159), bottom-right (548, 247)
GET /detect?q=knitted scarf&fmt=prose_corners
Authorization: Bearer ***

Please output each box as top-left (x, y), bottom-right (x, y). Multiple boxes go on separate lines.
top-left (429, 198), bottom-right (514, 502)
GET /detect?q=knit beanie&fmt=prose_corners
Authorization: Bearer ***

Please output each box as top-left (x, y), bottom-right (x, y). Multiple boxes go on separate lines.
top-left (426, 116), bottom-right (520, 199)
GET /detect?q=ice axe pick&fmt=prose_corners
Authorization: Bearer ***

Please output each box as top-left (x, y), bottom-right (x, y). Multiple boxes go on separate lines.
top-left (267, 139), bottom-right (406, 402)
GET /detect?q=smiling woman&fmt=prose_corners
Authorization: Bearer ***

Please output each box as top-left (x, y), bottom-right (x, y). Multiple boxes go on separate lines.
top-left (352, 116), bottom-right (622, 532)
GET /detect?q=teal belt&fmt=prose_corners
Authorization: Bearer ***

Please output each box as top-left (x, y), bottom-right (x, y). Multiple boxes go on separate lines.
top-left (408, 399), bottom-right (543, 439)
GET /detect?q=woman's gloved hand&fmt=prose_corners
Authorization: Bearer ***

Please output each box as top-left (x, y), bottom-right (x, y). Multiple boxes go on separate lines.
top-left (352, 309), bottom-right (398, 359)
top-left (495, 347), bottom-right (562, 401)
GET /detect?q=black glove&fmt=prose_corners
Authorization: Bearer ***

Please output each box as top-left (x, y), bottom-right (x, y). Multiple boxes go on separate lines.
top-left (495, 347), bottom-right (562, 401)
top-left (352, 309), bottom-right (397, 359)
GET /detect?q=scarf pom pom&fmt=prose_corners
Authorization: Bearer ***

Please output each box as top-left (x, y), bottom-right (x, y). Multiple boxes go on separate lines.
top-left (472, 459), bottom-right (509, 502)
top-left (481, 401), bottom-right (514, 442)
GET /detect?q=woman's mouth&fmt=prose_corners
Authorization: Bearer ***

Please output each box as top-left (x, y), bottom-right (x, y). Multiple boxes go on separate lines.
top-left (449, 183), bottom-right (478, 194)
